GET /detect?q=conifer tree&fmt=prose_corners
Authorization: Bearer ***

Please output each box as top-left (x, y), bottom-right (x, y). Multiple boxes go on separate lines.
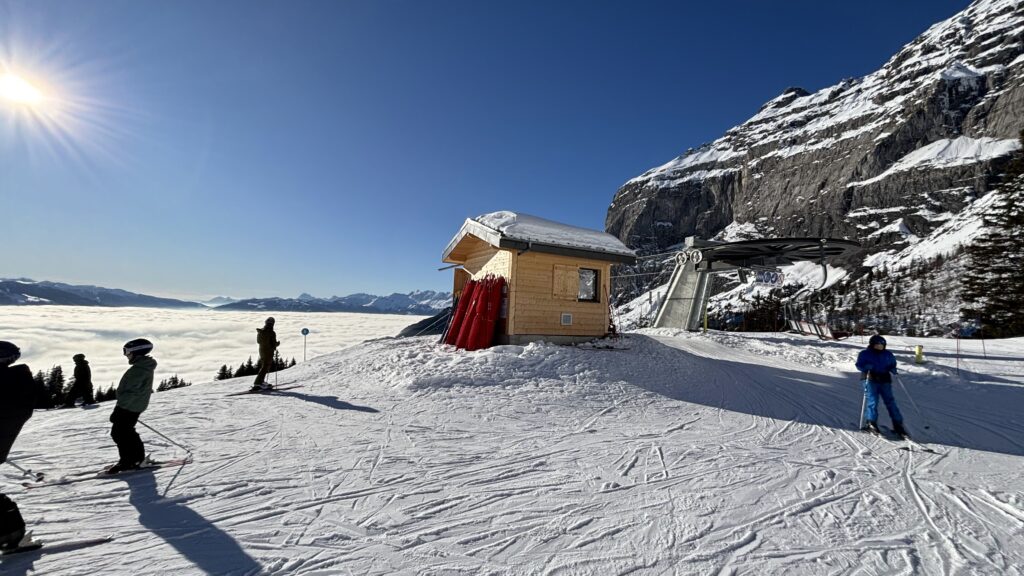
top-left (32, 370), bottom-right (49, 408)
top-left (216, 364), bottom-right (233, 380)
top-left (99, 385), bottom-right (116, 402)
top-left (961, 131), bottom-right (1024, 337)
top-left (158, 375), bottom-right (191, 391)
top-left (45, 365), bottom-right (66, 408)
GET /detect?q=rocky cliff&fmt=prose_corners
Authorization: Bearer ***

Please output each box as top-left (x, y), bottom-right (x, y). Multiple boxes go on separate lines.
top-left (607, 0), bottom-right (1024, 262)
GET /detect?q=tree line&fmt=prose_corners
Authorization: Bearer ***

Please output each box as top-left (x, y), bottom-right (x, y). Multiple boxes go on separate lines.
top-left (28, 350), bottom-right (301, 408)
top-left (215, 350), bottom-right (296, 381)
top-left (32, 365), bottom-right (193, 409)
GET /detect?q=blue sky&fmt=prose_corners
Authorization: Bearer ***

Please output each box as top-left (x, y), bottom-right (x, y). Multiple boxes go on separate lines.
top-left (1, 0), bottom-right (970, 300)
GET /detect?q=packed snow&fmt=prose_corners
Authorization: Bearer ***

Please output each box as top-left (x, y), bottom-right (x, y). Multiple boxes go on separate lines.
top-left (4, 327), bottom-right (1023, 575)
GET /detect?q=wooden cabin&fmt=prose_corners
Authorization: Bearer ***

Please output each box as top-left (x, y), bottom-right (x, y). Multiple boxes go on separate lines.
top-left (442, 211), bottom-right (637, 345)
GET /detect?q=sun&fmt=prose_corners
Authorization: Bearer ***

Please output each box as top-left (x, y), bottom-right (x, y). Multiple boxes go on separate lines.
top-left (0, 73), bottom-right (43, 105)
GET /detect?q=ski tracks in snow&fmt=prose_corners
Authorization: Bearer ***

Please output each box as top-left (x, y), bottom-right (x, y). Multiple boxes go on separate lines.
top-left (8, 332), bottom-right (1024, 575)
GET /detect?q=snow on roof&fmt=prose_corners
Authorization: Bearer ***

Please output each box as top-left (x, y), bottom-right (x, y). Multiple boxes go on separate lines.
top-left (848, 136), bottom-right (1022, 187)
top-left (472, 211), bottom-right (636, 258)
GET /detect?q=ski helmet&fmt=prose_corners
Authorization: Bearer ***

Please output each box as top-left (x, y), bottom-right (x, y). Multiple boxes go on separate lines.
top-left (73, 353), bottom-right (86, 362)
top-left (123, 338), bottom-right (154, 357)
top-left (0, 341), bottom-right (20, 365)
top-left (868, 335), bottom-right (887, 348)
top-left (266, 316), bottom-right (275, 325)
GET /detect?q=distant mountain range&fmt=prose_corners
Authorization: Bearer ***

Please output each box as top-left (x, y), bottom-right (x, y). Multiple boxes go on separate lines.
top-left (0, 278), bottom-right (450, 315)
top-left (201, 296), bottom-right (239, 307)
top-left (0, 279), bottom-right (204, 309)
top-left (216, 291), bottom-right (451, 315)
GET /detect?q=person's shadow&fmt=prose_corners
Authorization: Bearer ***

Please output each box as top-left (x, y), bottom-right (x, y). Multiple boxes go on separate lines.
top-left (124, 471), bottom-right (264, 575)
top-left (272, 390), bottom-right (379, 413)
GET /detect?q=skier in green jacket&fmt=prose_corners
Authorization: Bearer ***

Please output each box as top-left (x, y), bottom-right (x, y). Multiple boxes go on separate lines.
top-left (106, 339), bottom-right (156, 474)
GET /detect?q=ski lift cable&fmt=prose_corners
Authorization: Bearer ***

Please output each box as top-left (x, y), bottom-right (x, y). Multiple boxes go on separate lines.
top-left (610, 271), bottom-right (670, 279)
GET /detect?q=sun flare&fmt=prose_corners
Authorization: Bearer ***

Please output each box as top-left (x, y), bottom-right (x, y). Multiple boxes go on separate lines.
top-left (0, 73), bottom-right (43, 105)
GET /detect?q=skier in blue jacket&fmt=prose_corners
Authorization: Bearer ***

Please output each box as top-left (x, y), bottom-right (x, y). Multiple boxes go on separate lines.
top-left (855, 335), bottom-right (907, 437)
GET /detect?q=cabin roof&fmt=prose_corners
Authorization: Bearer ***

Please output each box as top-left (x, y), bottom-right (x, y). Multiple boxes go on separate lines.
top-left (443, 211), bottom-right (637, 265)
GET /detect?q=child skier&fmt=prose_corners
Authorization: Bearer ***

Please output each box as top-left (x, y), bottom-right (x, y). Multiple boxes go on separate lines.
top-left (855, 335), bottom-right (908, 437)
top-left (106, 339), bottom-right (156, 474)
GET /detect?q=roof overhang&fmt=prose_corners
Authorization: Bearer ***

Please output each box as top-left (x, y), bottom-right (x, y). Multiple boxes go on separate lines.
top-left (443, 219), bottom-right (637, 265)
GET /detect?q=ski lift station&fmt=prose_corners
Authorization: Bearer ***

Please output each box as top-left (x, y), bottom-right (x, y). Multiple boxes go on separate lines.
top-left (654, 237), bottom-right (860, 331)
top-left (442, 211), bottom-right (637, 345)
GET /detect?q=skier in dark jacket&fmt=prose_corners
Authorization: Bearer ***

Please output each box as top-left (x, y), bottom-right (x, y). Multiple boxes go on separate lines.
top-left (855, 335), bottom-right (907, 436)
top-left (63, 353), bottom-right (95, 407)
top-left (106, 339), bottom-right (156, 474)
top-left (251, 317), bottom-right (279, 391)
top-left (0, 341), bottom-right (40, 552)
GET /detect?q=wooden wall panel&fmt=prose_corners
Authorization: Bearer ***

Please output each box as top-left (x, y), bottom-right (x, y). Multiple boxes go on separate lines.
top-left (510, 252), bottom-right (610, 336)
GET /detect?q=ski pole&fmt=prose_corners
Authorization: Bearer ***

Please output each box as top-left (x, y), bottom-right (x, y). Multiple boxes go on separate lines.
top-left (895, 374), bottom-right (930, 430)
top-left (4, 460), bottom-right (44, 482)
top-left (138, 420), bottom-right (194, 458)
top-left (858, 376), bottom-right (867, 430)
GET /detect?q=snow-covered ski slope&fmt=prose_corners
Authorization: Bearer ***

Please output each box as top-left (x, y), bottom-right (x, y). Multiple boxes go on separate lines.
top-left (4, 331), bottom-right (1023, 575)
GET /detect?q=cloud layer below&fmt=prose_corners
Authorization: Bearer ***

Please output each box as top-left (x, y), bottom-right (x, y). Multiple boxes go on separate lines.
top-left (1, 306), bottom-right (424, 390)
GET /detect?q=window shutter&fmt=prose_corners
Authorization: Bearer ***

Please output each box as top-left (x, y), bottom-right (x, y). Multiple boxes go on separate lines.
top-left (552, 264), bottom-right (577, 300)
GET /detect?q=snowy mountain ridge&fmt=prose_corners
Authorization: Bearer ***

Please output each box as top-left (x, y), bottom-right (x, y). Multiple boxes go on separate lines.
top-left (0, 279), bottom-right (204, 309)
top-left (606, 0), bottom-right (1024, 332)
top-left (608, 0), bottom-right (1024, 255)
top-left (0, 278), bottom-right (449, 315)
top-left (216, 290), bottom-right (451, 315)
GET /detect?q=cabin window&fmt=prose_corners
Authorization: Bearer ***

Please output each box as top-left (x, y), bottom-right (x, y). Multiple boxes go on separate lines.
top-left (578, 268), bottom-right (599, 302)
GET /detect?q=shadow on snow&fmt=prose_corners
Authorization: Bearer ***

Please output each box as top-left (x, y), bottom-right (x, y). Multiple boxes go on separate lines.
top-left (272, 390), bottom-right (379, 413)
top-left (125, 471), bottom-right (263, 576)
top-left (616, 335), bottom-right (1024, 458)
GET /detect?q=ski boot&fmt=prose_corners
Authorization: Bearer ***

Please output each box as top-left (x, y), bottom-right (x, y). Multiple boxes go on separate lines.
top-left (892, 421), bottom-right (909, 438)
top-left (104, 459), bottom-right (143, 475)
top-left (863, 421), bottom-right (881, 435)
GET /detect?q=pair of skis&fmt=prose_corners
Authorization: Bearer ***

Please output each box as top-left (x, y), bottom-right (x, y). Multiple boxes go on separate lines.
top-left (225, 384), bottom-right (304, 397)
top-left (2, 535), bottom-right (113, 557)
top-left (21, 457), bottom-right (192, 489)
top-left (6, 460), bottom-right (193, 557)
top-left (862, 425), bottom-right (939, 454)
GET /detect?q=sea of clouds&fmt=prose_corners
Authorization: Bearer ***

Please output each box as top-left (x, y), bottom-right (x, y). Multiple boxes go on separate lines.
top-left (0, 306), bottom-right (425, 390)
